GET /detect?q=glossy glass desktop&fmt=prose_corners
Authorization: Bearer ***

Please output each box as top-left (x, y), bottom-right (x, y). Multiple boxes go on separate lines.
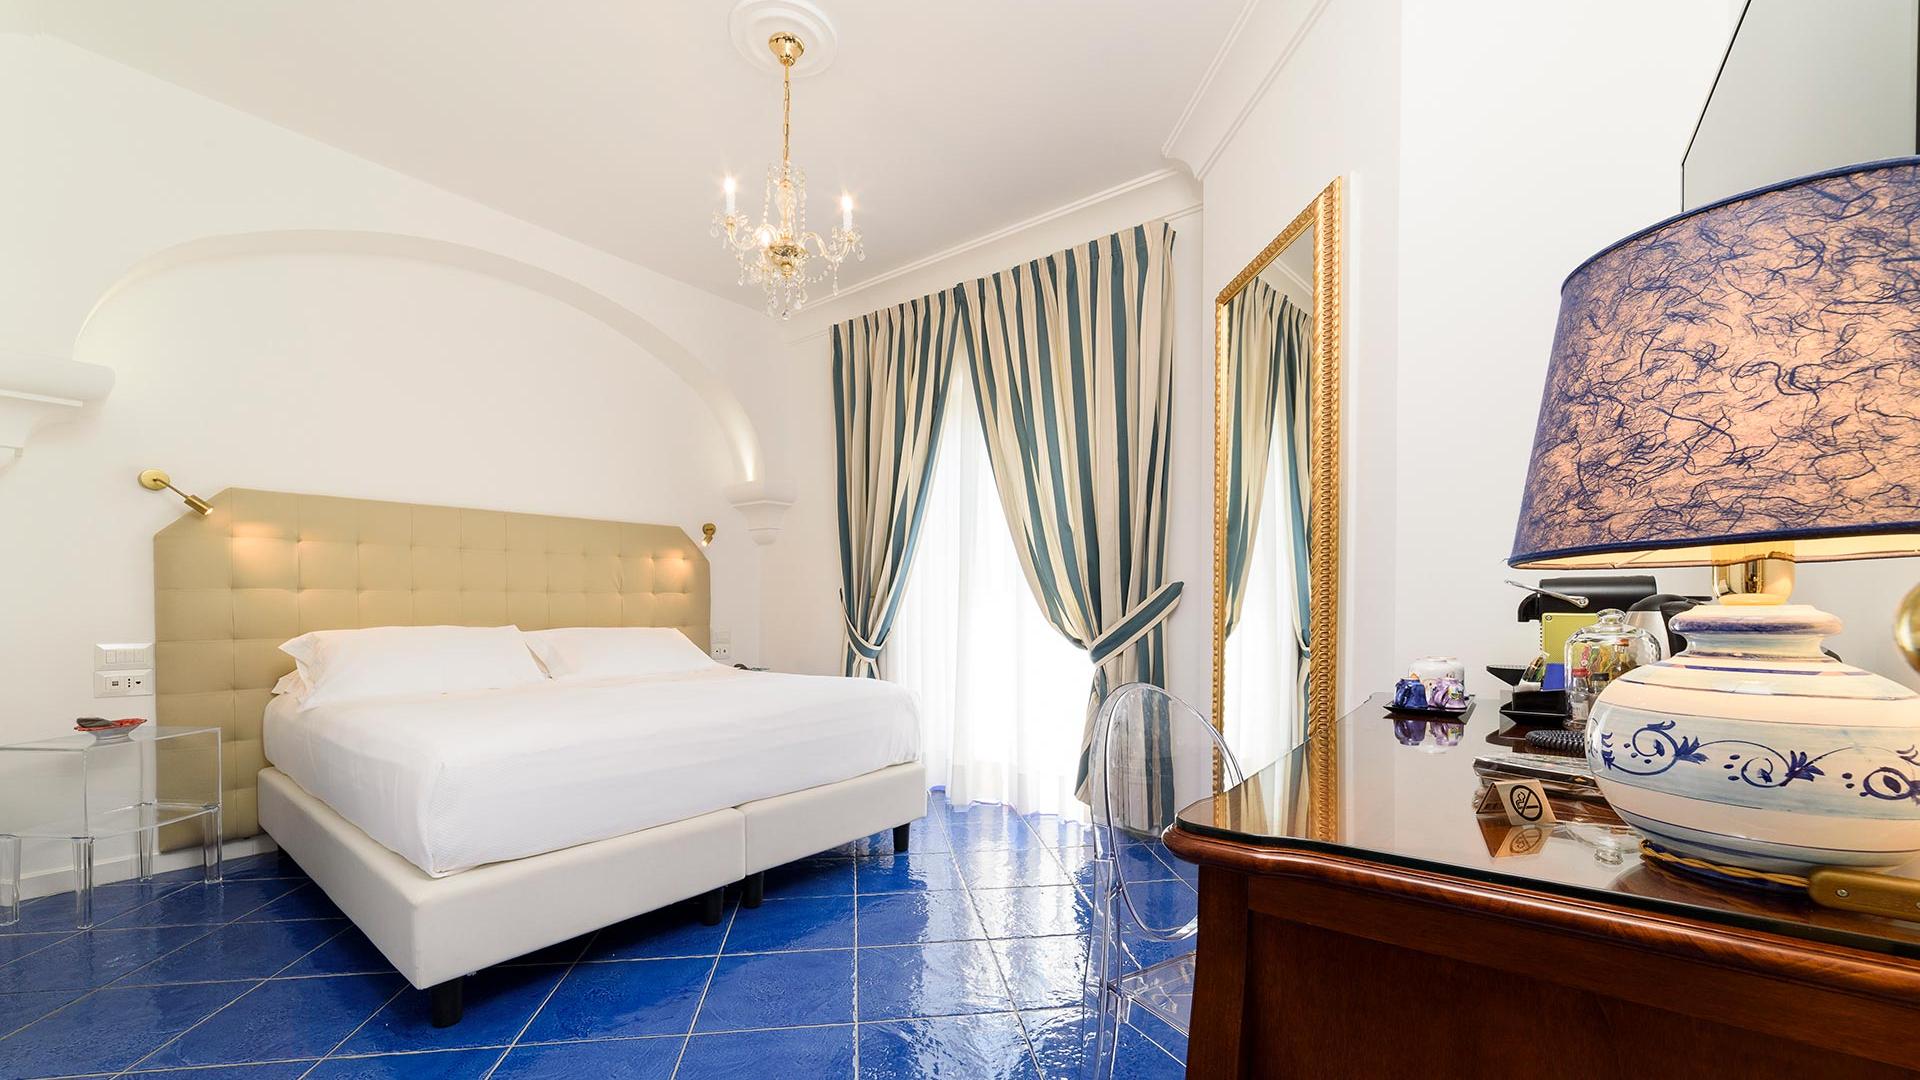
top-left (1174, 694), bottom-right (1920, 961)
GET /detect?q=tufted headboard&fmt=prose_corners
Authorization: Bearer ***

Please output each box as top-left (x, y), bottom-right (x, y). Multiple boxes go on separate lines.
top-left (154, 488), bottom-right (711, 839)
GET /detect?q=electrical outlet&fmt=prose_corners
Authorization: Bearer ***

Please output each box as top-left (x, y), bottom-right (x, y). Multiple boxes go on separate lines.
top-left (94, 669), bottom-right (153, 698)
top-left (712, 642), bottom-right (734, 662)
top-left (95, 643), bottom-right (154, 671)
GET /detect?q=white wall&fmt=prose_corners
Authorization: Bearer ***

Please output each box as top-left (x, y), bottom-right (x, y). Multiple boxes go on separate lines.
top-left (758, 172), bottom-right (1216, 709)
top-left (0, 34), bottom-right (791, 763)
top-left (1172, 0), bottom-right (1405, 713)
top-left (1179, 1), bottom-right (1920, 706)
top-left (1392, 1), bottom-right (1920, 692)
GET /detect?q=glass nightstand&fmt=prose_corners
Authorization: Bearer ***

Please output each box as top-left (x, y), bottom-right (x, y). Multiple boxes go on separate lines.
top-left (0, 724), bottom-right (222, 928)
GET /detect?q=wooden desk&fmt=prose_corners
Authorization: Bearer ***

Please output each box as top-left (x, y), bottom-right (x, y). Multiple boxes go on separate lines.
top-left (1164, 697), bottom-right (1920, 1078)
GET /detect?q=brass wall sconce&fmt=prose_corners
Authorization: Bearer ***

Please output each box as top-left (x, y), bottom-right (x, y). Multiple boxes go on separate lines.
top-left (700, 522), bottom-right (717, 547)
top-left (138, 469), bottom-right (211, 516)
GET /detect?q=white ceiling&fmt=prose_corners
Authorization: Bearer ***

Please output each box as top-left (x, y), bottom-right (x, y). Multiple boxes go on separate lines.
top-left (35, 1), bottom-right (1241, 308)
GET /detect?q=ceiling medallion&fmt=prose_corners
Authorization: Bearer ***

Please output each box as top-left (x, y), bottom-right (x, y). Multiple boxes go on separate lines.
top-left (712, 31), bottom-right (863, 319)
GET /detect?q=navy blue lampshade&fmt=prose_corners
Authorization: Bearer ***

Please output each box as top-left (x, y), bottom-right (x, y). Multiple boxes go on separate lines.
top-left (1510, 158), bottom-right (1920, 570)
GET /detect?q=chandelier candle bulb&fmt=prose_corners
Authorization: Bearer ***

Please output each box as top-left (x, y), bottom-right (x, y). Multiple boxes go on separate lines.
top-left (724, 175), bottom-right (737, 214)
top-left (841, 194), bottom-right (853, 232)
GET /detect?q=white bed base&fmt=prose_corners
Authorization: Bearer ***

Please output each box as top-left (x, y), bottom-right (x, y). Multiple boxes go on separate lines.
top-left (258, 761), bottom-right (927, 1003)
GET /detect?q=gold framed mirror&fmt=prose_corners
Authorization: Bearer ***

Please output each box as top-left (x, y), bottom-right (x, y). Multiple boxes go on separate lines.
top-left (1210, 177), bottom-right (1341, 831)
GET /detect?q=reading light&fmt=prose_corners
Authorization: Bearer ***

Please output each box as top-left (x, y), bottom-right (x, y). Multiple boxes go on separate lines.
top-left (700, 522), bottom-right (717, 547)
top-left (138, 469), bottom-right (211, 516)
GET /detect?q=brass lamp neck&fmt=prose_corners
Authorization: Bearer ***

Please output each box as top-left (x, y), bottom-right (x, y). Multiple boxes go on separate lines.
top-left (1714, 556), bottom-right (1795, 606)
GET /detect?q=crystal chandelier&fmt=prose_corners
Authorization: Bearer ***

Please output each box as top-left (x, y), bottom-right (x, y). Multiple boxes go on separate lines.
top-left (712, 31), bottom-right (863, 319)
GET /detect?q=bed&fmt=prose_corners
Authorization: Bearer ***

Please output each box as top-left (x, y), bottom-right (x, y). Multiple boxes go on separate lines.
top-left (154, 490), bottom-right (926, 1025)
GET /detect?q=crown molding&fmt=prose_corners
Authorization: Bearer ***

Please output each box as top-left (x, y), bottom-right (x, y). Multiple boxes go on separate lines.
top-left (783, 166), bottom-right (1199, 341)
top-left (1163, 0), bottom-right (1333, 180)
top-left (1161, 0), bottom-right (1261, 168)
top-left (824, 167), bottom-right (1186, 307)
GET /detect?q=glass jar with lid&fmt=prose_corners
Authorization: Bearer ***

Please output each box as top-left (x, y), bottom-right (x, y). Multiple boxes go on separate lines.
top-left (1564, 608), bottom-right (1661, 732)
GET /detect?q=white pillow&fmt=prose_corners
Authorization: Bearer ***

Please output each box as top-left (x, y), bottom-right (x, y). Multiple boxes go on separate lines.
top-left (523, 627), bottom-right (716, 680)
top-left (277, 625), bottom-right (548, 707)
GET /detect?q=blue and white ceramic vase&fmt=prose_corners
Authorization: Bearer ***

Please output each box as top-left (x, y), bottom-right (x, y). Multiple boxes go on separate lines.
top-left (1587, 604), bottom-right (1920, 873)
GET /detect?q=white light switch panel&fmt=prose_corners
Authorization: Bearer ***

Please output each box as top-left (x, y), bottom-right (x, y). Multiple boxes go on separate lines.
top-left (96, 643), bottom-right (154, 671)
top-left (94, 669), bottom-right (152, 698)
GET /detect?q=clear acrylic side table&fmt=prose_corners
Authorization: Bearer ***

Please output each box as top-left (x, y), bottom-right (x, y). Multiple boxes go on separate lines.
top-left (0, 724), bottom-right (222, 928)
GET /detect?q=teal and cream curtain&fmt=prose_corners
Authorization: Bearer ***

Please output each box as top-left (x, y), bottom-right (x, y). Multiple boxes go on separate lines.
top-left (955, 221), bottom-right (1181, 800)
top-left (1277, 295), bottom-right (1313, 721)
top-left (833, 293), bottom-right (960, 677)
top-left (1220, 280), bottom-right (1309, 637)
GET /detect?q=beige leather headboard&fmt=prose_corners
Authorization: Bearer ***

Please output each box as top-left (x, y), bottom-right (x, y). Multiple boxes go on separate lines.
top-left (154, 488), bottom-right (711, 838)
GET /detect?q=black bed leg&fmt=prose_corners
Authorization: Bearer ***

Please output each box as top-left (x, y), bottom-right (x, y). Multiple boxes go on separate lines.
top-left (699, 886), bottom-right (724, 926)
top-left (742, 871), bottom-right (765, 909)
top-left (893, 822), bottom-right (911, 853)
top-left (429, 977), bottom-right (463, 1028)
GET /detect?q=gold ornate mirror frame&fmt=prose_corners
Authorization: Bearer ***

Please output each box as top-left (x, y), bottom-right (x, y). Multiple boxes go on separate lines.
top-left (1210, 177), bottom-right (1342, 832)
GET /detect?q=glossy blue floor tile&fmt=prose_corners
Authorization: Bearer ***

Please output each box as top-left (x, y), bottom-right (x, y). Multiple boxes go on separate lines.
top-left (120, 917), bottom-right (345, 984)
top-left (221, 852), bottom-right (312, 881)
top-left (1024, 813), bottom-right (1096, 850)
top-left (694, 948), bottom-right (853, 1031)
top-left (102, 878), bottom-right (303, 928)
top-left (1022, 1007), bottom-right (1184, 1080)
top-left (282, 927), bottom-right (397, 977)
top-left (585, 902), bottom-right (730, 961)
top-left (759, 858), bottom-right (856, 899)
top-left (857, 940), bottom-right (1010, 1021)
top-left (957, 847), bottom-right (1072, 890)
top-left (1110, 877), bottom-right (1198, 934)
top-left (0, 792), bottom-right (1193, 1078)
top-left (517, 956), bottom-right (710, 1042)
top-left (678, 1023), bottom-right (856, 1077)
top-left (491, 1036), bottom-right (683, 1079)
top-left (856, 890), bottom-right (985, 947)
top-left (944, 807), bottom-right (1040, 851)
top-left (993, 935), bottom-right (1089, 1010)
top-left (237, 880), bottom-right (345, 922)
top-left (858, 1013), bottom-right (1042, 1080)
top-left (972, 884), bottom-right (1092, 939)
top-left (304, 1046), bottom-right (503, 1079)
top-left (139, 973), bottom-right (404, 1067)
top-left (127, 1063), bottom-right (315, 1078)
top-left (0, 933), bottom-right (68, 968)
top-left (0, 988), bottom-right (81, 1038)
top-left (722, 895), bottom-right (854, 953)
top-left (339, 963), bottom-right (565, 1055)
top-left (0, 980), bottom-right (252, 1079)
top-left (0, 882), bottom-right (187, 937)
top-left (854, 853), bottom-right (964, 894)
top-left (0, 924), bottom-right (213, 992)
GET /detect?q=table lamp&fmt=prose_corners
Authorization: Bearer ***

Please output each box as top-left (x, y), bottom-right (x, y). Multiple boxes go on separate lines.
top-left (1510, 157), bottom-right (1920, 875)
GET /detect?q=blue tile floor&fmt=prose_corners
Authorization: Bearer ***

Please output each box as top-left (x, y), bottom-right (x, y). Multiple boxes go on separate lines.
top-left (0, 792), bottom-right (1192, 1079)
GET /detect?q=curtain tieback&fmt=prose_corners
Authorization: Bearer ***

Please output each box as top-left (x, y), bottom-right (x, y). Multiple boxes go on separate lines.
top-left (842, 607), bottom-right (885, 674)
top-left (1088, 581), bottom-right (1184, 666)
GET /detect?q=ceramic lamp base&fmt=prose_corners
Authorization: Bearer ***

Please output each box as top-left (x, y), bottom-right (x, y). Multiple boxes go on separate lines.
top-left (1588, 603), bottom-right (1920, 874)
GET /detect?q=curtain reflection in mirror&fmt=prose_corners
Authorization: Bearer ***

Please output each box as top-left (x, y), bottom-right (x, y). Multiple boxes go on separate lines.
top-left (1221, 280), bottom-right (1312, 772)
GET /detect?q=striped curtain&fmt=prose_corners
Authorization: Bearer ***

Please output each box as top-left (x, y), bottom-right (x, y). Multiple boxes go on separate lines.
top-left (833, 294), bottom-right (960, 677)
top-left (1279, 292), bottom-right (1314, 725)
top-left (1220, 280), bottom-right (1308, 637)
top-left (955, 221), bottom-right (1181, 802)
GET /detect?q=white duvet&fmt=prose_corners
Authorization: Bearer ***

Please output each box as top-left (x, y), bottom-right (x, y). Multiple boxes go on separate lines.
top-left (263, 667), bottom-right (921, 877)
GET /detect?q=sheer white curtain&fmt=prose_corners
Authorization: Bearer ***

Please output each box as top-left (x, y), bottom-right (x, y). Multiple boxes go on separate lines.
top-left (889, 371), bottom-right (1094, 817)
top-left (1223, 430), bottom-right (1300, 774)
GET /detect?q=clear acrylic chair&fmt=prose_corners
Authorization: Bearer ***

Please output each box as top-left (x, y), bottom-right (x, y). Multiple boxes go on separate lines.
top-left (1083, 682), bottom-right (1245, 1078)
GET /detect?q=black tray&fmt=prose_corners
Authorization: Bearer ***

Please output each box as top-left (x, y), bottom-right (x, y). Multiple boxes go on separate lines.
top-left (1384, 698), bottom-right (1475, 720)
